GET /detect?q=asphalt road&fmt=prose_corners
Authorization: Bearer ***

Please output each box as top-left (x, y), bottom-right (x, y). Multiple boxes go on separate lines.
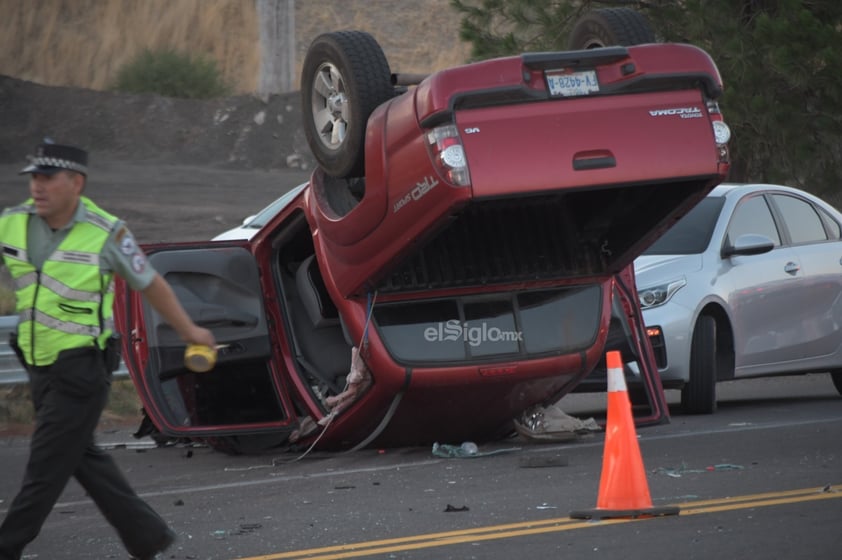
top-left (1, 374), bottom-right (840, 559)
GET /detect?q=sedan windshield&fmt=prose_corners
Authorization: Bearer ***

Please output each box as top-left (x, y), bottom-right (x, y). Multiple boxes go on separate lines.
top-left (246, 183), bottom-right (307, 228)
top-left (644, 196), bottom-right (725, 255)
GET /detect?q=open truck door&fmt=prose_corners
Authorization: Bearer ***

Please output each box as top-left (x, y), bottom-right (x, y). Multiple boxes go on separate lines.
top-left (114, 243), bottom-right (298, 454)
top-left (613, 264), bottom-right (670, 426)
top-left (570, 263), bottom-right (671, 427)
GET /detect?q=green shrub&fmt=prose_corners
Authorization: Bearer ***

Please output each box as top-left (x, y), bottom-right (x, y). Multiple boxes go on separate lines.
top-left (112, 48), bottom-right (232, 99)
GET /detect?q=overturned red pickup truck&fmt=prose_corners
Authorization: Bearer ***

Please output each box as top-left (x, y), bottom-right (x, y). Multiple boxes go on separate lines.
top-left (115, 14), bottom-right (731, 453)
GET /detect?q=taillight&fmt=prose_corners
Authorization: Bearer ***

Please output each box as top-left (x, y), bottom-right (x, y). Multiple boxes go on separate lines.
top-left (426, 124), bottom-right (471, 186)
top-left (706, 99), bottom-right (731, 162)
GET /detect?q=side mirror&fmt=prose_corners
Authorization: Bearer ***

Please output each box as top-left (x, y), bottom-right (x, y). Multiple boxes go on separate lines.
top-left (722, 233), bottom-right (775, 258)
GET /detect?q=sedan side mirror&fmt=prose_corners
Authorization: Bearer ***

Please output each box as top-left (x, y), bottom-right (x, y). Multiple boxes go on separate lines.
top-left (722, 233), bottom-right (775, 258)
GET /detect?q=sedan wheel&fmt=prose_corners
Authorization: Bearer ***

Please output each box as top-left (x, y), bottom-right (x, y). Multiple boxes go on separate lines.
top-left (682, 314), bottom-right (718, 414)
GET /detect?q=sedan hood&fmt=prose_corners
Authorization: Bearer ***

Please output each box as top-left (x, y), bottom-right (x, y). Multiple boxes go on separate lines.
top-left (634, 254), bottom-right (704, 288)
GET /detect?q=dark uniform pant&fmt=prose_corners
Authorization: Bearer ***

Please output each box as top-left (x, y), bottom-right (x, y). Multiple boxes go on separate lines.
top-left (0, 347), bottom-right (170, 559)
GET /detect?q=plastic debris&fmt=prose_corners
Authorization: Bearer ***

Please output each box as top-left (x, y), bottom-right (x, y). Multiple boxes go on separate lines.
top-left (513, 403), bottom-right (601, 443)
top-left (460, 441), bottom-right (479, 455)
top-left (431, 442), bottom-right (520, 458)
top-left (654, 463), bottom-right (705, 477)
top-left (654, 462), bottom-right (745, 477)
top-left (706, 463), bottom-right (744, 471)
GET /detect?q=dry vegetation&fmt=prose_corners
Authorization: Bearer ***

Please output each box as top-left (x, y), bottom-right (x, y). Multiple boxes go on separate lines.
top-left (0, 0), bottom-right (470, 93)
top-left (0, 379), bottom-right (143, 436)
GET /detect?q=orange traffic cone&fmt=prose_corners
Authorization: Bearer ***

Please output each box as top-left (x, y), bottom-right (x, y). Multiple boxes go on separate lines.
top-left (570, 351), bottom-right (679, 520)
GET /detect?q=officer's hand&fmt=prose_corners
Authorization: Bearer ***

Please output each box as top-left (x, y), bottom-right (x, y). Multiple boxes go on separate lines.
top-left (186, 325), bottom-right (216, 348)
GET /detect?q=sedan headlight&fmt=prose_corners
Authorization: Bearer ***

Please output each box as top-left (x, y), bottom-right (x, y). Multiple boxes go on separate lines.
top-left (638, 278), bottom-right (686, 310)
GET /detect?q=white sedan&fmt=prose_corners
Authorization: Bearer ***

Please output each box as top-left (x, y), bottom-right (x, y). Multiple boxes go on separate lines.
top-left (636, 183), bottom-right (842, 413)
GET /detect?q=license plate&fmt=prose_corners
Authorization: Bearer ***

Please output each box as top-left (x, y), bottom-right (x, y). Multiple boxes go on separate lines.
top-left (546, 70), bottom-right (600, 97)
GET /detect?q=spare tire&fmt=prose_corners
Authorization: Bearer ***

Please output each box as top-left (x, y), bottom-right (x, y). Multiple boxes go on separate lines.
top-left (301, 30), bottom-right (394, 178)
top-left (568, 8), bottom-right (656, 50)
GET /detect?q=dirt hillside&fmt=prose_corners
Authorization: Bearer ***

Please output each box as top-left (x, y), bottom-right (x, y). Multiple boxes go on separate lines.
top-left (0, 74), bottom-right (311, 171)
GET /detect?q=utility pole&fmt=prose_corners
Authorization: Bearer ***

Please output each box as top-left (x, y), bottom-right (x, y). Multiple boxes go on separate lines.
top-left (256, 0), bottom-right (295, 99)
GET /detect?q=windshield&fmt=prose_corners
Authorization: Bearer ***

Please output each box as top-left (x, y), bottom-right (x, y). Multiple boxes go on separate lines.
top-left (643, 196), bottom-right (725, 255)
top-left (246, 183), bottom-right (307, 228)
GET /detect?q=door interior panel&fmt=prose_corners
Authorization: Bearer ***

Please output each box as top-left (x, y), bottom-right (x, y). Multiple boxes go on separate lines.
top-left (141, 247), bottom-right (284, 429)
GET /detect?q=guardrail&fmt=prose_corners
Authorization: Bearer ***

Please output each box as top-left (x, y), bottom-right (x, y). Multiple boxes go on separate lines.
top-left (0, 316), bottom-right (128, 385)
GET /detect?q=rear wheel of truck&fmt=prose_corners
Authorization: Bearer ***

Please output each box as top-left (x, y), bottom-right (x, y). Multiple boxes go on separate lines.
top-left (568, 8), bottom-right (656, 50)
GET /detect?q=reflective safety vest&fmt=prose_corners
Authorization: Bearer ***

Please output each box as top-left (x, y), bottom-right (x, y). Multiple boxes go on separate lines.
top-left (0, 196), bottom-right (117, 366)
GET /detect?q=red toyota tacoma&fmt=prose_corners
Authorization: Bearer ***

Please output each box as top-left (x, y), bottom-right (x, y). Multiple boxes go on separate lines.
top-left (116, 10), bottom-right (731, 453)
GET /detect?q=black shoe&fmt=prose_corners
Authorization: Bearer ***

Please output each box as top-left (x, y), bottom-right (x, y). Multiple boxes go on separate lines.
top-left (130, 527), bottom-right (176, 559)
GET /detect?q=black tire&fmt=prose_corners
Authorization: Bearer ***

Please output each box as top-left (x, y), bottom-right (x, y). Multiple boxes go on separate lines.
top-left (830, 370), bottom-right (842, 396)
top-left (682, 314), bottom-right (717, 414)
top-left (568, 8), bottom-right (656, 50)
top-left (301, 30), bottom-right (393, 178)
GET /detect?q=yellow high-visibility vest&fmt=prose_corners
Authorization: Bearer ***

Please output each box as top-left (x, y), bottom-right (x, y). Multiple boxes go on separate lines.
top-left (0, 196), bottom-right (117, 366)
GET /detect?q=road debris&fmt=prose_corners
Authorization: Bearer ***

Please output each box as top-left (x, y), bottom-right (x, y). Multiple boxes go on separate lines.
top-left (654, 462), bottom-right (745, 477)
top-left (519, 454), bottom-right (569, 468)
top-left (431, 442), bottom-right (520, 458)
top-left (513, 403), bottom-right (600, 443)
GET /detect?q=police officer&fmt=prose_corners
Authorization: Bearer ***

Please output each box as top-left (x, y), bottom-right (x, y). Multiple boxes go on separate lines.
top-left (0, 141), bottom-right (216, 560)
